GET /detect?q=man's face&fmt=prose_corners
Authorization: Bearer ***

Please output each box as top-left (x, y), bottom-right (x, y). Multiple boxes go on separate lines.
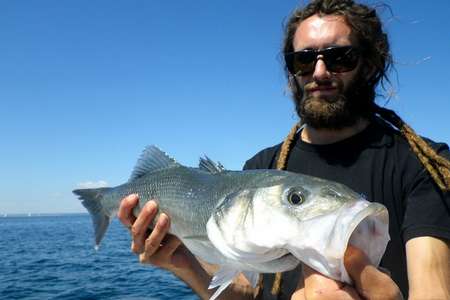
top-left (292, 14), bottom-right (369, 129)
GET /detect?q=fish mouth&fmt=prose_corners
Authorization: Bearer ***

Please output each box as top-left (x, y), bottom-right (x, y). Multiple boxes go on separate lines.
top-left (341, 201), bottom-right (389, 254)
top-left (327, 200), bottom-right (388, 253)
top-left (285, 199), bottom-right (389, 282)
top-left (326, 200), bottom-right (389, 281)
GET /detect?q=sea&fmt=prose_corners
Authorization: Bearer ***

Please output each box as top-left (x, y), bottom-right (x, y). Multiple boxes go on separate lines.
top-left (0, 214), bottom-right (199, 300)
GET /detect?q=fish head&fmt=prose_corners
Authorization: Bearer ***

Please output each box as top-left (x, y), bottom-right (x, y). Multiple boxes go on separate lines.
top-left (207, 171), bottom-right (389, 280)
top-left (272, 175), bottom-right (389, 280)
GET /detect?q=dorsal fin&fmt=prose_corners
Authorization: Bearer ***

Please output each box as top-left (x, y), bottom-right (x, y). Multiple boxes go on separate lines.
top-left (199, 155), bottom-right (225, 174)
top-left (129, 145), bottom-right (180, 181)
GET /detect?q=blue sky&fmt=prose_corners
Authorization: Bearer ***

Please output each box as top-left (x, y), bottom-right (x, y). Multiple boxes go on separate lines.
top-left (1, 0), bottom-right (449, 214)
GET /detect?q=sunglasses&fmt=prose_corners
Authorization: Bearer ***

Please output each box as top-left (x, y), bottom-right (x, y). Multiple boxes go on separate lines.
top-left (284, 46), bottom-right (360, 76)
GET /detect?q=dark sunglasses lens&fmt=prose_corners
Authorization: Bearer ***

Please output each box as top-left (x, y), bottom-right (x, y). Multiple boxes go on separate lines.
top-left (325, 47), bottom-right (359, 73)
top-left (286, 51), bottom-right (316, 75)
top-left (285, 46), bottom-right (359, 75)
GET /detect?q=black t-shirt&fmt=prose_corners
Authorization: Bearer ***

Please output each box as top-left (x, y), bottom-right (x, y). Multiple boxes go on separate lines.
top-left (243, 118), bottom-right (450, 298)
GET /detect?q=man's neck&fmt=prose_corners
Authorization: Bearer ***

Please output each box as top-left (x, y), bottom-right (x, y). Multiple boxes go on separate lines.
top-left (300, 118), bottom-right (370, 145)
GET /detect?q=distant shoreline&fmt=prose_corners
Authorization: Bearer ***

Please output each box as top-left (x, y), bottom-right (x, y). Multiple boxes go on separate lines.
top-left (0, 212), bottom-right (89, 218)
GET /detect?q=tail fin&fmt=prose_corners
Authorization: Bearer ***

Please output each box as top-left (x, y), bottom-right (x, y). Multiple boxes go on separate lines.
top-left (73, 187), bottom-right (112, 249)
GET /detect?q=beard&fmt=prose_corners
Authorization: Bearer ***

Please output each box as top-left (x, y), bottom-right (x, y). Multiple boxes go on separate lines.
top-left (294, 70), bottom-right (374, 130)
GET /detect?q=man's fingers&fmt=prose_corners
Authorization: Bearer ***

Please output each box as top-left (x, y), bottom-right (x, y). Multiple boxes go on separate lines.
top-left (142, 213), bottom-right (170, 257)
top-left (344, 246), bottom-right (403, 300)
top-left (163, 234), bottom-right (182, 256)
top-left (303, 264), bottom-right (345, 290)
top-left (139, 233), bottom-right (184, 267)
top-left (117, 194), bottom-right (139, 227)
top-left (131, 201), bottom-right (158, 253)
top-left (302, 264), bottom-right (361, 300)
top-left (164, 235), bottom-right (193, 268)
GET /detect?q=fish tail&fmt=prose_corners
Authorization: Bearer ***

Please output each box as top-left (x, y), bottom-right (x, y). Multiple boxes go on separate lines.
top-left (73, 187), bottom-right (113, 249)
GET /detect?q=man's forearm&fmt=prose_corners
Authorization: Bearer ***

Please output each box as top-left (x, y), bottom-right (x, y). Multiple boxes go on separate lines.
top-left (172, 256), bottom-right (214, 300)
top-left (406, 236), bottom-right (450, 300)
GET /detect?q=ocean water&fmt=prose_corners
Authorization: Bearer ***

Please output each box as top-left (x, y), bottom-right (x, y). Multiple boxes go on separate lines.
top-left (0, 214), bottom-right (199, 300)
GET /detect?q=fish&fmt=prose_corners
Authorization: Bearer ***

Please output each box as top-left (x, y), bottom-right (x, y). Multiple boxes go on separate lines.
top-left (73, 145), bottom-right (389, 299)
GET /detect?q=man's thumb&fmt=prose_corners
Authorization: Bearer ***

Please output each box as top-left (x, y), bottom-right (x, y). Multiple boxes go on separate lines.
top-left (344, 245), bottom-right (403, 300)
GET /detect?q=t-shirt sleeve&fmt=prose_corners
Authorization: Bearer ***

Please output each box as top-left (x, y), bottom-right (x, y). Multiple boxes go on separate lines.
top-left (402, 143), bottom-right (450, 242)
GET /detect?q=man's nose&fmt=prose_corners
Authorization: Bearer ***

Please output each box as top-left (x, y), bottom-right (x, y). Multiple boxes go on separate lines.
top-left (312, 58), bottom-right (330, 81)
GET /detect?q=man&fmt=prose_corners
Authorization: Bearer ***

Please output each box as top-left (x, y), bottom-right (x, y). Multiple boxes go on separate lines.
top-left (118, 0), bottom-right (450, 299)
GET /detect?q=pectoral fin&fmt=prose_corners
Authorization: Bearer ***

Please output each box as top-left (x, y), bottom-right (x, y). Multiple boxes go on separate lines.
top-left (242, 271), bottom-right (259, 288)
top-left (208, 266), bottom-right (240, 300)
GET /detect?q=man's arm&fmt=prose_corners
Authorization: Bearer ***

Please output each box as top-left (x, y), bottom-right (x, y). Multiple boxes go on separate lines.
top-left (406, 236), bottom-right (450, 300)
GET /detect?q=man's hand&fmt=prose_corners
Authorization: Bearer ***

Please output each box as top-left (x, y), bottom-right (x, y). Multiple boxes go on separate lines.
top-left (343, 246), bottom-right (402, 300)
top-left (117, 194), bottom-right (194, 271)
top-left (117, 194), bottom-right (254, 300)
top-left (292, 245), bottom-right (403, 300)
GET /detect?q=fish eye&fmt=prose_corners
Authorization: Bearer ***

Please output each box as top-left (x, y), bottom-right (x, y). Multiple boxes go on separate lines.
top-left (288, 191), bottom-right (305, 206)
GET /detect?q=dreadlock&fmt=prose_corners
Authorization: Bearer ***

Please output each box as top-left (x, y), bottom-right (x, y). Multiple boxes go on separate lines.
top-left (263, 0), bottom-right (450, 297)
top-left (373, 104), bottom-right (450, 192)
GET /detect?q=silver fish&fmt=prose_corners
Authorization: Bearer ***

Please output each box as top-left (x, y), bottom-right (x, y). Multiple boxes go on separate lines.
top-left (73, 146), bottom-right (389, 299)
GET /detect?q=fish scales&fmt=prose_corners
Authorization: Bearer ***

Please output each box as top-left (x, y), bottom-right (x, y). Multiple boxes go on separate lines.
top-left (104, 166), bottom-right (269, 237)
